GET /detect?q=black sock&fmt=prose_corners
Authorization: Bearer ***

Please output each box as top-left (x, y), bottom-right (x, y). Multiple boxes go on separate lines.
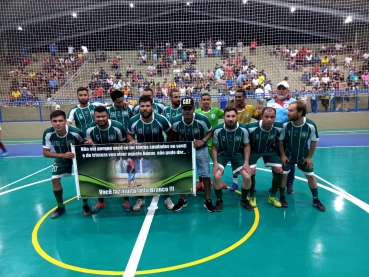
top-left (82, 199), bottom-right (88, 207)
top-left (242, 188), bottom-right (249, 200)
top-left (98, 198), bottom-right (105, 203)
top-left (280, 187), bottom-right (286, 198)
top-left (311, 188), bottom-right (318, 199)
top-left (53, 189), bottom-right (64, 208)
top-left (214, 188), bottom-right (222, 200)
top-left (250, 175), bottom-right (256, 197)
top-left (271, 173), bottom-right (283, 195)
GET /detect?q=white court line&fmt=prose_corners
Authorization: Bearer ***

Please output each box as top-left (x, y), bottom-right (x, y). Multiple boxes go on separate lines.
top-left (0, 165), bottom-right (52, 190)
top-left (320, 130), bottom-right (369, 133)
top-left (317, 145), bottom-right (369, 148)
top-left (123, 195), bottom-right (160, 277)
top-left (3, 155), bottom-right (43, 158)
top-left (0, 178), bottom-right (50, 196)
top-left (2, 140), bottom-right (42, 143)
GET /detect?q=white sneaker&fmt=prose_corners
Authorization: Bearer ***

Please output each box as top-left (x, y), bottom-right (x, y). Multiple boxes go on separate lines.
top-left (164, 197), bottom-right (174, 210)
top-left (133, 198), bottom-right (145, 211)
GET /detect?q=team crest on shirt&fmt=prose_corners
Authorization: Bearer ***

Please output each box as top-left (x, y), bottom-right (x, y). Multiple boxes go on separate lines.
top-left (138, 128), bottom-right (143, 134)
top-left (235, 136), bottom-right (241, 141)
top-left (245, 113), bottom-right (250, 118)
top-left (268, 134), bottom-right (275, 139)
top-left (193, 128), bottom-right (199, 134)
top-left (152, 128), bottom-right (159, 134)
top-left (211, 114), bottom-right (216, 119)
top-left (79, 114), bottom-right (83, 119)
top-left (301, 131), bottom-right (308, 138)
top-left (110, 112), bottom-right (116, 117)
top-left (109, 135), bottom-right (116, 141)
top-left (255, 134), bottom-right (259, 139)
top-left (166, 113), bottom-right (170, 118)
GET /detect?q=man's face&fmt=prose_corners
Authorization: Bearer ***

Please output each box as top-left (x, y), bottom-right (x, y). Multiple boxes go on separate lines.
top-left (235, 92), bottom-right (245, 105)
top-left (287, 103), bottom-right (300, 121)
top-left (77, 90), bottom-right (89, 104)
top-left (182, 107), bottom-right (194, 120)
top-left (94, 111), bottom-right (109, 127)
top-left (51, 115), bottom-right (67, 132)
top-left (140, 101), bottom-right (153, 119)
top-left (261, 110), bottom-right (276, 128)
top-left (224, 111), bottom-right (238, 129)
top-left (113, 97), bottom-right (125, 109)
top-left (201, 95), bottom-right (211, 108)
top-left (171, 92), bottom-right (181, 107)
top-left (276, 86), bottom-right (289, 100)
top-left (142, 91), bottom-right (154, 99)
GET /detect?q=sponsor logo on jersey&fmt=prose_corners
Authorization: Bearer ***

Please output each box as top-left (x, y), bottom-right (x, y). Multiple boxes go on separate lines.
top-left (109, 135), bottom-right (116, 141)
top-left (235, 135), bottom-right (241, 141)
top-left (245, 112), bottom-right (250, 118)
top-left (52, 141), bottom-right (60, 146)
top-left (193, 128), bottom-right (199, 134)
top-left (269, 134), bottom-right (276, 139)
top-left (152, 128), bottom-right (159, 134)
top-left (79, 114), bottom-right (83, 119)
top-left (301, 131), bottom-right (308, 138)
top-left (138, 128), bottom-right (143, 134)
top-left (211, 114), bottom-right (216, 119)
top-left (110, 112), bottom-right (116, 117)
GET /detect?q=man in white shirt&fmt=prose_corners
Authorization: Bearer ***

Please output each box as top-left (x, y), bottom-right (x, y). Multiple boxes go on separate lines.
top-left (345, 55), bottom-right (353, 68)
top-left (68, 46), bottom-right (74, 57)
top-left (237, 40), bottom-right (243, 53)
top-left (264, 80), bottom-right (273, 100)
top-left (215, 40), bottom-right (222, 57)
top-left (252, 76), bottom-right (259, 87)
top-left (199, 41), bottom-right (206, 58)
top-left (335, 43), bottom-right (342, 54)
top-left (81, 46), bottom-right (88, 59)
top-left (363, 52), bottom-right (369, 61)
top-left (254, 85), bottom-right (265, 110)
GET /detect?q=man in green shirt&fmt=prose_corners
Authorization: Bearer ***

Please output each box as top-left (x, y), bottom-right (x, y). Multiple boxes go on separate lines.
top-left (127, 95), bottom-right (174, 211)
top-left (132, 87), bottom-right (165, 115)
top-left (163, 89), bottom-right (182, 124)
top-left (42, 110), bottom-right (93, 219)
top-left (212, 107), bottom-right (253, 211)
top-left (279, 101), bottom-right (325, 211)
top-left (108, 90), bottom-right (132, 131)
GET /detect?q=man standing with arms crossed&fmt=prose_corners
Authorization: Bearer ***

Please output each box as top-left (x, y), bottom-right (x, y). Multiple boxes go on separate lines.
top-left (108, 90), bottom-right (133, 131)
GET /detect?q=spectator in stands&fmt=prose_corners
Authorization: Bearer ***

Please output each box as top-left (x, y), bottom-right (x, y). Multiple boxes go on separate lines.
top-left (320, 45), bottom-right (327, 53)
top-left (313, 53), bottom-right (320, 64)
top-left (50, 42), bottom-right (57, 57)
top-left (113, 79), bottom-right (122, 91)
top-left (93, 85), bottom-right (104, 99)
top-left (310, 75), bottom-right (320, 88)
top-left (302, 70), bottom-right (310, 84)
top-left (321, 73), bottom-right (331, 86)
top-left (11, 88), bottom-right (21, 101)
top-left (102, 80), bottom-right (111, 95)
top-left (363, 51), bottom-right (369, 62)
top-left (310, 87), bottom-right (318, 112)
top-left (349, 69), bottom-right (359, 84)
top-left (345, 55), bottom-right (353, 68)
top-left (361, 70), bottom-right (369, 87)
top-left (250, 39), bottom-right (257, 55)
top-left (81, 46), bottom-right (88, 59)
top-left (49, 77), bottom-right (58, 93)
top-left (321, 56), bottom-right (329, 66)
top-left (335, 87), bottom-right (351, 112)
top-left (251, 75), bottom-right (259, 88)
top-left (126, 63), bottom-right (133, 78)
top-left (335, 43), bottom-right (343, 54)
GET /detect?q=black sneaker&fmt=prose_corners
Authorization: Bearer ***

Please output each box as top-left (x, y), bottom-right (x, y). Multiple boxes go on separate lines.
top-left (215, 199), bottom-right (223, 212)
top-left (172, 198), bottom-right (187, 212)
top-left (280, 196), bottom-right (289, 208)
top-left (204, 199), bottom-right (215, 213)
top-left (287, 183), bottom-right (294, 194)
top-left (240, 199), bottom-right (254, 211)
top-left (83, 205), bottom-right (92, 216)
top-left (51, 207), bottom-right (66, 219)
top-left (313, 199), bottom-right (326, 212)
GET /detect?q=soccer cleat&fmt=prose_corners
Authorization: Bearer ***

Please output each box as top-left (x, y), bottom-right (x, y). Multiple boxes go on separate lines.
top-left (215, 199), bottom-right (223, 212)
top-left (313, 199), bottom-right (326, 212)
top-left (204, 199), bottom-right (216, 213)
top-left (268, 196), bottom-right (282, 208)
top-left (249, 197), bottom-right (257, 208)
top-left (91, 201), bottom-right (106, 213)
top-left (172, 198), bottom-right (188, 212)
top-left (287, 183), bottom-right (294, 194)
top-left (280, 196), bottom-right (289, 208)
top-left (133, 198), bottom-right (145, 211)
top-left (196, 182), bottom-right (204, 191)
top-left (240, 199), bottom-right (254, 211)
top-left (123, 201), bottom-right (132, 212)
top-left (221, 183), bottom-right (228, 189)
top-left (51, 207), bottom-right (66, 219)
top-left (229, 183), bottom-right (238, 191)
top-left (83, 205), bottom-right (92, 216)
top-left (1, 151), bottom-right (9, 157)
top-left (164, 197), bottom-right (174, 210)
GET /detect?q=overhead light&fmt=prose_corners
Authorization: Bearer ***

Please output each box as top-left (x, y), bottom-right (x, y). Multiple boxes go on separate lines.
top-left (129, 3), bottom-right (134, 8)
top-left (72, 12), bottom-right (77, 17)
top-left (186, 2), bottom-right (190, 5)
top-left (243, 0), bottom-right (248, 3)
top-left (17, 26), bottom-right (23, 31)
top-left (290, 7), bottom-right (296, 13)
top-left (344, 15), bottom-right (353, 24)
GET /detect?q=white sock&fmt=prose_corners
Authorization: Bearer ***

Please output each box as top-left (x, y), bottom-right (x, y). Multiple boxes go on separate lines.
top-left (233, 177), bottom-right (238, 184)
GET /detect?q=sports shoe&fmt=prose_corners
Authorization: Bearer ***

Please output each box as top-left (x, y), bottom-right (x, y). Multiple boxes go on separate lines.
top-left (221, 183), bottom-right (228, 189)
top-left (287, 183), bottom-right (294, 194)
top-left (240, 199), bottom-right (254, 211)
top-left (230, 183), bottom-right (238, 191)
top-left (172, 198), bottom-right (188, 212)
top-left (215, 199), bottom-right (223, 212)
top-left (123, 201), bottom-right (132, 212)
top-left (204, 199), bottom-right (215, 213)
top-left (249, 197), bottom-right (257, 208)
top-left (164, 197), bottom-right (174, 210)
top-left (196, 182), bottom-right (203, 191)
top-left (83, 205), bottom-right (92, 216)
top-left (1, 151), bottom-right (9, 157)
top-left (133, 198), bottom-right (145, 211)
top-left (280, 196), bottom-right (289, 207)
top-left (313, 199), bottom-right (326, 211)
top-left (268, 196), bottom-right (282, 208)
top-left (91, 201), bottom-right (106, 213)
top-left (51, 207), bottom-right (65, 219)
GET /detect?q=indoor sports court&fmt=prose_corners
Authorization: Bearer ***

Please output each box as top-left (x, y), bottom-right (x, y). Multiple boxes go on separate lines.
top-left (1, 130), bottom-right (368, 277)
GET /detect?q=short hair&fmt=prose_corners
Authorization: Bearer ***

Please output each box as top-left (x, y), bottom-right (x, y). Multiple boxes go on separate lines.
top-left (223, 106), bottom-right (238, 116)
top-left (50, 110), bottom-right (66, 120)
top-left (262, 107), bottom-right (276, 115)
top-left (94, 105), bottom-right (108, 114)
top-left (169, 89), bottom-right (180, 97)
top-left (77, 87), bottom-right (88, 94)
top-left (143, 87), bottom-right (153, 94)
top-left (139, 95), bottom-right (153, 105)
top-left (201, 93), bottom-right (211, 99)
top-left (235, 89), bottom-right (246, 96)
top-left (110, 90), bottom-right (124, 101)
top-left (291, 101), bottom-right (307, 116)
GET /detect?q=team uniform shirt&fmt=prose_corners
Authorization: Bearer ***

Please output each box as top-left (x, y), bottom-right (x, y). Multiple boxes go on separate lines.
top-left (107, 105), bottom-right (132, 131)
top-left (67, 102), bottom-right (105, 133)
top-left (195, 107), bottom-right (224, 148)
top-left (132, 100), bottom-right (165, 115)
top-left (128, 113), bottom-right (171, 143)
top-left (245, 121), bottom-right (283, 153)
top-left (85, 120), bottom-right (126, 144)
top-left (213, 122), bottom-right (249, 156)
top-left (237, 105), bottom-right (258, 124)
top-left (42, 125), bottom-right (85, 164)
top-left (265, 97), bottom-right (297, 123)
top-left (163, 106), bottom-right (182, 124)
top-left (279, 117), bottom-right (319, 164)
top-left (172, 113), bottom-right (212, 150)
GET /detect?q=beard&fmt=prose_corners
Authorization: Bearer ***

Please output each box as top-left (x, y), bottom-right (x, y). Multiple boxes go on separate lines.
top-left (225, 121), bottom-right (237, 129)
top-left (141, 110), bottom-right (153, 119)
top-left (79, 99), bottom-right (88, 104)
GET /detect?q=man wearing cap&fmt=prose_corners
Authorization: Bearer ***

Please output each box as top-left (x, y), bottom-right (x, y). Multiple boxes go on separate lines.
top-left (266, 81), bottom-right (297, 194)
top-left (171, 97), bottom-right (215, 212)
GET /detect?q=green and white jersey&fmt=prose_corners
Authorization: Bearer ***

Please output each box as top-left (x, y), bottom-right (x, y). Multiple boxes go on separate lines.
top-left (132, 100), bottom-right (165, 115)
top-left (163, 106), bottom-right (182, 124)
top-left (42, 125), bottom-right (85, 163)
top-left (127, 113), bottom-right (171, 143)
top-left (245, 121), bottom-right (283, 154)
top-left (107, 105), bottom-right (132, 131)
top-left (172, 113), bottom-right (212, 149)
top-left (279, 117), bottom-right (319, 163)
top-left (213, 123), bottom-right (249, 156)
top-left (85, 120), bottom-right (126, 144)
top-left (195, 107), bottom-right (224, 147)
top-left (67, 102), bottom-right (105, 133)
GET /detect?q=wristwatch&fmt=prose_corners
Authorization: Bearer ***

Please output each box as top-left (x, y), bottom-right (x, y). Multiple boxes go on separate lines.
top-left (202, 138), bottom-right (207, 143)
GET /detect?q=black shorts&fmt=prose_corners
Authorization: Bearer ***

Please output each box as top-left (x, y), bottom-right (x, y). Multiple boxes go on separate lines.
top-left (339, 96), bottom-right (350, 103)
top-left (321, 99), bottom-right (329, 106)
